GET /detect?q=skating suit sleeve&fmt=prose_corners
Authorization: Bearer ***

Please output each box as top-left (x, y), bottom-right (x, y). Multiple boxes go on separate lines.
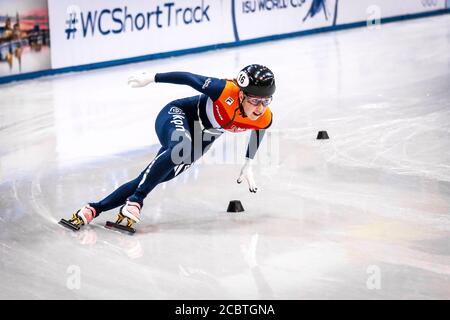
top-left (155, 72), bottom-right (225, 101)
top-left (246, 128), bottom-right (269, 160)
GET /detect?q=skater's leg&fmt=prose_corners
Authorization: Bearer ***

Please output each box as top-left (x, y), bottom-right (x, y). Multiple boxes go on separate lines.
top-left (99, 102), bottom-right (222, 213)
top-left (127, 104), bottom-right (195, 206)
top-left (79, 103), bottom-right (190, 217)
top-left (127, 144), bottom-right (189, 205)
top-left (89, 149), bottom-right (167, 214)
top-left (89, 175), bottom-right (142, 214)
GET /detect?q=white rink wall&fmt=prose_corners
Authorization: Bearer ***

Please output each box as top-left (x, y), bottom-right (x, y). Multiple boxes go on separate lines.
top-left (0, 0), bottom-right (448, 83)
top-left (336, 0), bottom-right (447, 24)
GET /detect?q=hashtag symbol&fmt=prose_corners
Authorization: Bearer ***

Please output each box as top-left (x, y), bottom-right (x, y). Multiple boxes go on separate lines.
top-left (65, 12), bottom-right (78, 39)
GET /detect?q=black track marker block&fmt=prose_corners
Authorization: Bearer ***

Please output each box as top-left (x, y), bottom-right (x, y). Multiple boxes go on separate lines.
top-left (227, 200), bottom-right (245, 213)
top-left (317, 131), bottom-right (329, 140)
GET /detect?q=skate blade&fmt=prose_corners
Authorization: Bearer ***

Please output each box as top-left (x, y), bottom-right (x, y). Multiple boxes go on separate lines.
top-left (105, 221), bottom-right (136, 234)
top-left (59, 219), bottom-right (81, 231)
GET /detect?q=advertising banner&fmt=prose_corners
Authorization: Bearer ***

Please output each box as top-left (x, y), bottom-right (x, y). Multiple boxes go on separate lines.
top-left (233, 0), bottom-right (340, 41)
top-left (48, 0), bottom-right (234, 69)
top-left (0, 0), bottom-right (50, 77)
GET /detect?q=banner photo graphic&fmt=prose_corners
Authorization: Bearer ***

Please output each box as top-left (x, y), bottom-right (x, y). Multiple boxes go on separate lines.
top-left (0, 0), bottom-right (50, 77)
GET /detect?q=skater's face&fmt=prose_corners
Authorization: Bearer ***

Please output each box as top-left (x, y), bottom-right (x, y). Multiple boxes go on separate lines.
top-left (239, 91), bottom-right (272, 120)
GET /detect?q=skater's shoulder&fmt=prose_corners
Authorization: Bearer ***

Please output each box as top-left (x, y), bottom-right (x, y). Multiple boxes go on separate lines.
top-left (218, 79), bottom-right (241, 96)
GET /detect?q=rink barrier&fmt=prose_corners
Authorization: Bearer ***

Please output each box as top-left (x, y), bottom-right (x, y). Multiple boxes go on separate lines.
top-left (0, 8), bottom-right (449, 85)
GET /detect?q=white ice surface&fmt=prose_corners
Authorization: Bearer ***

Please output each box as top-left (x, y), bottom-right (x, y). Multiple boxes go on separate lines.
top-left (0, 15), bottom-right (449, 299)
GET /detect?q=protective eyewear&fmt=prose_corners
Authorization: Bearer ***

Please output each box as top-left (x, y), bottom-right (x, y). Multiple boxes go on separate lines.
top-left (245, 95), bottom-right (273, 107)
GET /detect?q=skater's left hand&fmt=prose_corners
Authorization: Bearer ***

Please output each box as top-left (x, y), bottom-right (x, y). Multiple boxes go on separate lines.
top-left (237, 158), bottom-right (258, 193)
top-left (128, 71), bottom-right (156, 88)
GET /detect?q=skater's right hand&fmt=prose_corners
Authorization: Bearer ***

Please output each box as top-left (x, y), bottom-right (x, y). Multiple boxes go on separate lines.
top-left (127, 71), bottom-right (156, 88)
top-left (237, 158), bottom-right (258, 193)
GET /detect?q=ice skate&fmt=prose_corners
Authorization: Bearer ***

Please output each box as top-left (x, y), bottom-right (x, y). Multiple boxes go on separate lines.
top-left (105, 201), bottom-right (141, 235)
top-left (59, 205), bottom-right (97, 231)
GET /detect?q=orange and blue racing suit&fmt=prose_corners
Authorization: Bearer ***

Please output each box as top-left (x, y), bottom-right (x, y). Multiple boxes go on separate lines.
top-left (90, 72), bottom-right (273, 212)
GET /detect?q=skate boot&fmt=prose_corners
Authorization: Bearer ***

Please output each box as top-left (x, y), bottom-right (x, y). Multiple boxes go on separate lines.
top-left (59, 205), bottom-right (97, 231)
top-left (105, 201), bottom-right (141, 234)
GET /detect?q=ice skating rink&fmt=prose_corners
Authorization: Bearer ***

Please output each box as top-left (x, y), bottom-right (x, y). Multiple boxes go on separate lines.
top-left (1, 15), bottom-right (449, 300)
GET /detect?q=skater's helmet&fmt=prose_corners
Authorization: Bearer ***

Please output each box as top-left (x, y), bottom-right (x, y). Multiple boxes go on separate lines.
top-left (236, 64), bottom-right (276, 97)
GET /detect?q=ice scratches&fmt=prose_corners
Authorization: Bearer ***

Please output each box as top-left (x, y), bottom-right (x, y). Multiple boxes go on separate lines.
top-left (283, 179), bottom-right (450, 231)
top-left (30, 168), bottom-right (58, 224)
top-left (321, 111), bottom-right (450, 182)
top-left (0, 111), bottom-right (53, 133)
top-left (1, 242), bottom-right (12, 250)
top-left (270, 114), bottom-right (366, 141)
top-left (359, 102), bottom-right (391, 109)
top-left (349, 241), bottom-right (450, 276)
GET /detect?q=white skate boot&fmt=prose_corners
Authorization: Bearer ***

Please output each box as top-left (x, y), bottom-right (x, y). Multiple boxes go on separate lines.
top-left (120, 201), bottom-right (141, 223)
top-left (76, 205), bottom-right (97, 225)
top-left (59, 204), bottom-right (97, 231)
top-left (105, 201), bottom-right (141, 234)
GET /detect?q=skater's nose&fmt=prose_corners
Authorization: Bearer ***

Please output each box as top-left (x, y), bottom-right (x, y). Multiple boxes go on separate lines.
top-left (256, 104), bottom-right (265, 113)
